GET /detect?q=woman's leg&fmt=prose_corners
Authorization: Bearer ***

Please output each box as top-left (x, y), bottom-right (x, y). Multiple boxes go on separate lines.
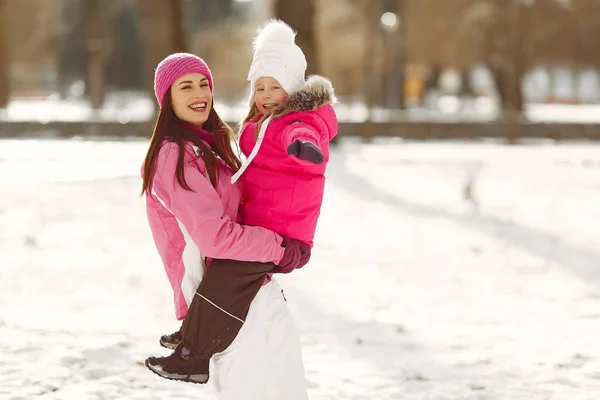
top-left (263, 280), bottom-right (309, 400)
top-left (210, 281), bottom-right (308, 400)
top-left (211, 282), bottom-right (271, 399)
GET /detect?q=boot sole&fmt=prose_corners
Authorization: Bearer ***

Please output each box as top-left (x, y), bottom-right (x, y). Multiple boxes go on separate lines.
top-left (145, 359), bottom-right (209, 384)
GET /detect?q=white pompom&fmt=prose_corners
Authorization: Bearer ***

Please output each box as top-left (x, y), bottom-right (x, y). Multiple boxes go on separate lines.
top-left (254, 19), bottom-right (297, 49)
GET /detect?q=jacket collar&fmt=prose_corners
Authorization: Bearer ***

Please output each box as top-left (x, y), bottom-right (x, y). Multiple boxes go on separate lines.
top-left (271, 75), bottom-right (337, 119)
top-left (182, 122), bottom-right (217, 148)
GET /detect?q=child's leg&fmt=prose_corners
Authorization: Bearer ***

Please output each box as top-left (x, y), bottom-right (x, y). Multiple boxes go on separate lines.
top-left (144, 259), bottom-right (273, 384)
top-left (179, 259), bottom-right (274, 358)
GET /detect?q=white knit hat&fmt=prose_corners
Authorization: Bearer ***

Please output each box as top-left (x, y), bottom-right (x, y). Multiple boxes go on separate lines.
top-left (247, 20), bottom-right (307, 102)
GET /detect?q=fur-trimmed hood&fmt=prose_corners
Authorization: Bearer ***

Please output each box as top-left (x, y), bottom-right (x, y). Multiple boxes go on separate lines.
top-left (231, 75), bottom-right (338, 185)
top-left (271, 75), bottom-right (337, 119)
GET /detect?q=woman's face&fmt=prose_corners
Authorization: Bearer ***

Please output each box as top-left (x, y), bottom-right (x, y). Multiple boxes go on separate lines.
top-left (254, 77), bottom-right (288, 116)
top-left (170, 73), bottom-right (213, 127)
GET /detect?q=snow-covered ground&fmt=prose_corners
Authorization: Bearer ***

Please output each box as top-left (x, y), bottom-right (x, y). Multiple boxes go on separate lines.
top-left (1, 137), bottom-right (600, 399)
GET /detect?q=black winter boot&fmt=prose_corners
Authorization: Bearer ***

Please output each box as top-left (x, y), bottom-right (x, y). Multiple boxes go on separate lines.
top-left (145, 343), bottom-right (209, 384)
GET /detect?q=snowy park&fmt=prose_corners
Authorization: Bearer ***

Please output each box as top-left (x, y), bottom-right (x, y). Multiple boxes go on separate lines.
top-left (1, 137), bottom-right (599, 399)
top-left (2, 0), bottom-right (600, 398)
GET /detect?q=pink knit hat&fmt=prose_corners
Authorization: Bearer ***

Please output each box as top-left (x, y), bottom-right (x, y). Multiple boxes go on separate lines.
top-left (153, 53), bottom-right (214, 107)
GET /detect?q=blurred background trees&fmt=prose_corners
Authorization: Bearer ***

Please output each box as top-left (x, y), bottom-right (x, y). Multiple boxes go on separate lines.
top-left (2, 0), bottom-right (600, 119)
top-left (0, 0), bottom-right (8, 108)
top-left (274, 0), bottom-right (319, 76)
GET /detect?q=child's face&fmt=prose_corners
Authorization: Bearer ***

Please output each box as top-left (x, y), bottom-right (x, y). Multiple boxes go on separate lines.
top-left (170, 73), bottom-right (213, 127)
top-left (254, 77), bottom-right (288, 116)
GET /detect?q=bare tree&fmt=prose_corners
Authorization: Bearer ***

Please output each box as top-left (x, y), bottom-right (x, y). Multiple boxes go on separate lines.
top-left (274, 0), bottom-right (320, 76)
top-left (139, 0), bottom-right (186, 106)
top-left (448, 0), bottom-right (527, 116)
top-left (171, 0), bottom-right (186, 52)
top-left (487, 0), bottom-right (525, 115)
top-left (569, 0), bottom-right (600, 67)
top-left (0, 0), bottom-right (9, 107)
top-left (84, 0), bottom-right (113, 109)
top-left (363, 0), bottom-right (385, 109)
top-left (359, 0), bottom-right (386, 137)
top-left (406, 0), bottom-right (587, 116)
top-left (186, 0), bottom-right (233, 30)
top-left (107, 4), bottom-right (144, 91)
top-left (58, 0), bottom-right (87, 95)
top-left (388, 0), bottom-right (406, 109)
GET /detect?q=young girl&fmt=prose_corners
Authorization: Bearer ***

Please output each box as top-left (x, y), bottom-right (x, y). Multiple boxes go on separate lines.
top-left (146, 20), bottom-right (338, 393)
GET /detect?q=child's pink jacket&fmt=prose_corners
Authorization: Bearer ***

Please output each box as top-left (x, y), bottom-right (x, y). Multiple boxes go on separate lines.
top-left (234, 76), bottom-right (338, 246)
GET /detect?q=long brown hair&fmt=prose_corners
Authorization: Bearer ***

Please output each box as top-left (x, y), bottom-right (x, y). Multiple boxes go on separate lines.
top-left (241, 102), bottom-right (260, 126)
top-left (141, 89), bottom-right (241, 195)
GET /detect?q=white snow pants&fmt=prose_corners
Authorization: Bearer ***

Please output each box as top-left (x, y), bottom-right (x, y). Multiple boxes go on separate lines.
top-left (211, 279), bottom-right (309, 400)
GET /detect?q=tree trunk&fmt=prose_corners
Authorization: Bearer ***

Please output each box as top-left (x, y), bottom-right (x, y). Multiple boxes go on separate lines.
top-left (107, 4), bottom-right (144, 90)
top-left (139, 0), bottom-right (186, 108)
top-left (187, 0), bottom-right (233, 26)
top-left (485, 0), bottom-right (525, 120)
top-left (481, 0), bottom-right (526, 143)
top-left (361, 0), bottom-right (385, 139)
top-left (0, 0), bottom-right (9, 108)
top-left (273, 0), bottom-right (319, 76)
top-left (84, 0), bottom-right (112, 110)
top-left (489, 64), bottom-right (523, 113)
top-left (509, 1), bottom-right (526, 114)
top-left (460, 68), bottom-right (473, 96)
top-left (57, 0), bottom-right (87, 97)
top-left (394, 0), bottom-right (406, 109)
top-left (171, 0), bottom-right (186, 52)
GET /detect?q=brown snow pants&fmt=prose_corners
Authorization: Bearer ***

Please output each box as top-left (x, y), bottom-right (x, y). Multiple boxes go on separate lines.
top-left (179, 259), bottom-right (275, 359)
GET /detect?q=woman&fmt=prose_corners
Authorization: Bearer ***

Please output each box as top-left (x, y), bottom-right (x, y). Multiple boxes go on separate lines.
top-left (141, 53), bottom-right (309, 399)
top-left (148, 21), bottom-right (337, 394)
